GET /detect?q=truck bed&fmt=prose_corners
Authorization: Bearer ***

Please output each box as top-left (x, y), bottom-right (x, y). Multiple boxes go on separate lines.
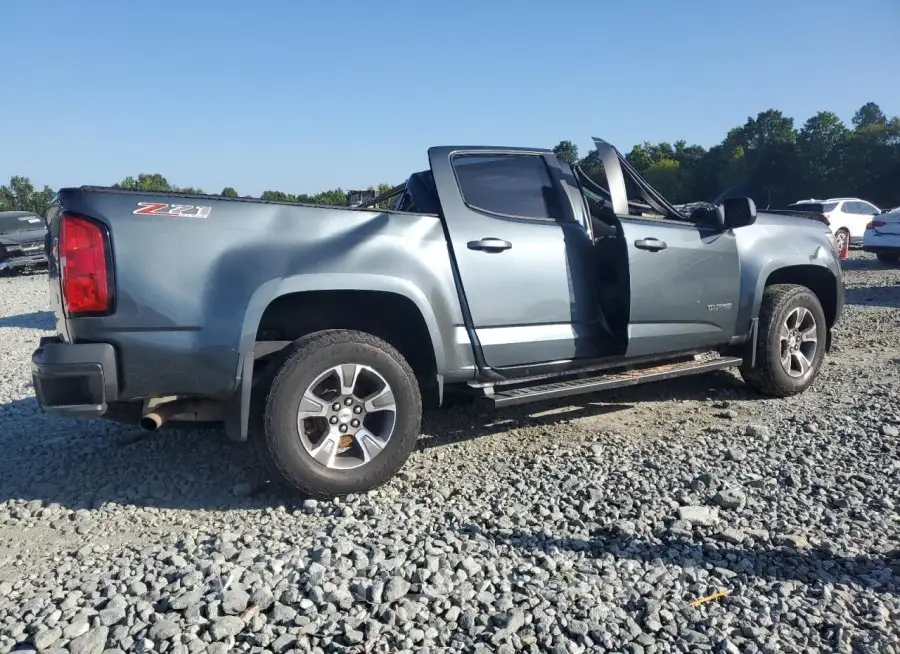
top-left (47, 187), bottom-right (468, 401)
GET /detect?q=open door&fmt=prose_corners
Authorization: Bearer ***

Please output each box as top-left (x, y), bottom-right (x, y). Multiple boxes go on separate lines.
top-left (590, 138), bottom-right (742, 357)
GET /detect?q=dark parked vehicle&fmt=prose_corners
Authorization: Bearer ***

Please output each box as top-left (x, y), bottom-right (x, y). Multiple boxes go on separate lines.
top-left (0, 211), bottom-right (48, 274)
top-left (31, 138), bottom-right (845, 498)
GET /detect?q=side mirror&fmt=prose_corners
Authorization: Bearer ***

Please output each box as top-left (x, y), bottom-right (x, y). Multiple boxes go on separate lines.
top-left (720, 196), bottom-right (757, 229)
top-left (688, 204), bottom-right (726, 229)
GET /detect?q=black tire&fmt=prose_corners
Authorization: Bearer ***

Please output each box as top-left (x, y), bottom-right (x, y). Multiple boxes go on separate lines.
top-left (253, 329), bottom-right (422, 499)
top-left (740, 284), bottom-right (827, 397)
top-left (876, 252), bottom-right (900, 264)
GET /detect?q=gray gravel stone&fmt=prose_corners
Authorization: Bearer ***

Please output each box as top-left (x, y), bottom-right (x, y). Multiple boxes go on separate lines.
top-left (677, 505), bottom-right (719, 526)
top-left (68, 626), bottom-right (109, 654)
top-left (717, 527), bottom-right (746, 545)
top-left (776, 533), bottom-right (812, 549)
top-left (249, 586), bottom-right (275, 611)
top-left (33, 627), bottom-right (62, 650)
top-left (383, 576), bottom-right (411, 603)
top-left (209, 616), bottom-right (244, 640)
top-left (148, 619), bottom-right (181, 641)
top-left (713, 487), bottom-right (747, 510)
top-left (220, 589), bottom-right (249, 614)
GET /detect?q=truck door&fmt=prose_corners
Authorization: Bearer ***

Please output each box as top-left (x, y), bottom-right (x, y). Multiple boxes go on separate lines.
top-left (590, 138), bottom-right (742, 358)
top-left (427, 147), bottom-right (600, 370)
top-left (618, 218), bottom-right (741, 357)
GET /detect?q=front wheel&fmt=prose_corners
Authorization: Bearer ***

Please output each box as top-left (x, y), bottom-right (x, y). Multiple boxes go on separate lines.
top-left (254, 329), bottom-right (422, 498)
top-left (876, 252), bottom-right (900, 264)
top-left (740, 284), bottom-right (827, 397)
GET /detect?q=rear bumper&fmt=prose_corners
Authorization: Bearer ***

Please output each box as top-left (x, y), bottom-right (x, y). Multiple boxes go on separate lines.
top-left (0, 253), bottom-right (48, 271)
top-left (862, 230), bottom-right (900, 253)
top-left (31, 336), bottom-right (119, 418)
top-left (862, 244), bottom-right (900, 253)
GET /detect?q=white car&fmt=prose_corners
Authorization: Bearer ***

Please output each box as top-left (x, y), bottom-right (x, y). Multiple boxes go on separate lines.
top-left (786, 198), bottom-right (881, 253)
top-left (862, 207), bottom-right (900, 264)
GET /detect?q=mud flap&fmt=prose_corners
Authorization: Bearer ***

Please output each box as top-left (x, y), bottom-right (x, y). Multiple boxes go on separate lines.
top-left (224, 354), bottom-right (254, 441)
top-left (748, 317), bottom-right (759, 368)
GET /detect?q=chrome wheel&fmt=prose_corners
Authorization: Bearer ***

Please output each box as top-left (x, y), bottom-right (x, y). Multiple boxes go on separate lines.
top-left (779, 306), bottom-right (818, 378)
top-left (296, 363), bottom-right (397, 470)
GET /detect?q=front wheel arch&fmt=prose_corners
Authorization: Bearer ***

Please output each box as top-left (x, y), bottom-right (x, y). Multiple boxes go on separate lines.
top-left (758, 264), bottom-right (840, 329)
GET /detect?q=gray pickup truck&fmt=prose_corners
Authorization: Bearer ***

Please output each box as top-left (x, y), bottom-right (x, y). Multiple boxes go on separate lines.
top-left (31, 138), bottom-right (844, 498)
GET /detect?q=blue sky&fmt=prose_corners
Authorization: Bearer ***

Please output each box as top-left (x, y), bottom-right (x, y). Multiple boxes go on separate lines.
top-left (3, 0), bottom-right (898, 197)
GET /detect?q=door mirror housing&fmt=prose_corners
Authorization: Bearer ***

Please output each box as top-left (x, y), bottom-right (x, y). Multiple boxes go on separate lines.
top-left (719, 196), bottom-right (757, 229)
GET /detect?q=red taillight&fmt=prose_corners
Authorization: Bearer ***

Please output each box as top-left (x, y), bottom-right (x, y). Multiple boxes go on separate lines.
top-left (866, 220), bottom-right (886, 230)
top-left (60, 213), bottom-right (112, 315)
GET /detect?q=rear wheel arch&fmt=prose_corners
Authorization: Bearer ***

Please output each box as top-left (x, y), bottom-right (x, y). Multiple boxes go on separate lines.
top-left (226, 279), bottom-right (447, 442)
top-left (254, 289), bottom-right (439, 380)
top-left (238, 275), bottom-right (447, 373)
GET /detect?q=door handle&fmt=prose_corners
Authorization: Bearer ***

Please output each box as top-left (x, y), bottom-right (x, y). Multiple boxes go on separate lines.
top-left (467, 237), bottom-right (512, 252)
top-left (634, 238), bottom-right (667, 251)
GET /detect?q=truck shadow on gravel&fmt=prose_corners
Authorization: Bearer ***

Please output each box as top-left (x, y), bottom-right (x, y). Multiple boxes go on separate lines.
top-left (0, 310), bottom-right (53, 330)
top-left (467, 524), bottom-right (898, 597)
top-left (844, 284), bottom-right (900, 309)
top-left (0, 370), bottom-right (766, 511)
top-left (417, 370), bottom-right (757, 450)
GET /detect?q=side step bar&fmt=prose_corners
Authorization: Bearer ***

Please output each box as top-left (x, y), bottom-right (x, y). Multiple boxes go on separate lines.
top-left (483, 356), bottom-right (743, 408)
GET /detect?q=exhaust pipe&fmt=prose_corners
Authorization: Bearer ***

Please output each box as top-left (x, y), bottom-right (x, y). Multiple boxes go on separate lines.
top-left (139, 399), bottom-right (221, 432)
top-left (139, 412), bottom-right (164, 431)
top-left (139, 400), bottom-right (187, 431)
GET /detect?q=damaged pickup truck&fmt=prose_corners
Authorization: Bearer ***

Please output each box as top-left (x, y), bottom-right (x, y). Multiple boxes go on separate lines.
top-left (31, 138), bottom-right (845, 498)
top-left (0, 211), bottom-right (48, 274)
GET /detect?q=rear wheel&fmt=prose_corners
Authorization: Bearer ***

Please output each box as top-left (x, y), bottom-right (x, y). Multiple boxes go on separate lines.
top-left (876, 252), bottom-right (900, 264)
top-left (740, 284), bottom-right (827, 397)
top-left (834, 228), bottom-right (850, 256)
top-left (254, 329), bottom-right (422, 498)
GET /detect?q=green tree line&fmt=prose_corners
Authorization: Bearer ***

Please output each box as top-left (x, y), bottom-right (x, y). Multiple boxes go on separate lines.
top-left (3, 102), bottom-right (898, 218)
top-left (559, 101), bottom-right (899, 210)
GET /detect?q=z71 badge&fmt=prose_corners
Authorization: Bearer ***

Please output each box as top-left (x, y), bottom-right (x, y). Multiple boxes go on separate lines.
top-left (132, 202), bottom-right (211, 219)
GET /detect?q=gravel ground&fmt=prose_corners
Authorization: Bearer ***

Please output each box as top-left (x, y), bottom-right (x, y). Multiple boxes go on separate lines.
top-left (0, 253), bottom-right (898, 654)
